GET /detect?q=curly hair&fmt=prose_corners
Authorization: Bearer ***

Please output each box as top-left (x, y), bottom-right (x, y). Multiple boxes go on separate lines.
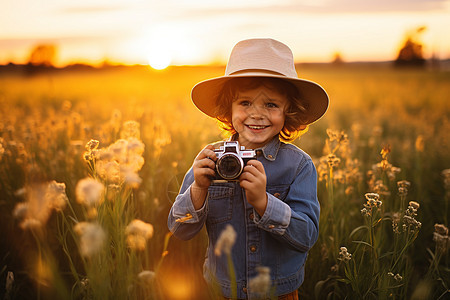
top-left (214, 77), bottom-right (310, 142)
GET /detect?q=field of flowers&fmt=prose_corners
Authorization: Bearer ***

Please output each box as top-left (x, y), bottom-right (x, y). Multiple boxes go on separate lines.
top-left (0, 64), bottom-right (449, 299)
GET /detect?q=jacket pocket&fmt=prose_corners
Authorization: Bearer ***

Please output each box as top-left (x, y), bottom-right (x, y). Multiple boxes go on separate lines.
top-left (266, 184), bottom-right (290, 201)
top-left (207, 185), bottom-right (234, 224)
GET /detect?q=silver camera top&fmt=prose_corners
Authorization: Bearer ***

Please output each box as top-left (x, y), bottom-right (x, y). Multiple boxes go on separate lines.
top-left (213, 141), bottom-right (256, 181)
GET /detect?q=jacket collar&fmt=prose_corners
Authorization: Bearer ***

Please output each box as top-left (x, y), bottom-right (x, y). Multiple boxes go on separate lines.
top-left (230, 134), bottom-right (281, 161)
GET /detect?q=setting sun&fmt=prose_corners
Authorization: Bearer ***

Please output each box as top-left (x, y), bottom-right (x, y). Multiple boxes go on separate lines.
top-left (148, 47), bottom-right (172, 70)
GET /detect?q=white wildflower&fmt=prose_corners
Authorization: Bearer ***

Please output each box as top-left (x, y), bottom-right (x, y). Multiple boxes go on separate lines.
top-left (122, 166), bottom-right (143, 188)
top-left (403, 201), bottom-right (421, 231)
top-left (394, 274), bottom-right (403, 281)
top-left (361, 193), bottom-right (382, 217)
top-left (248, 266), bottom-right (271, 296)
top-left (79, 278), bottom-right (90, 297)
top-left (125, 219), bottom-right (154, 251)
top-left (75, 178), bottom-right (105, 207)
top-left (392, 212), bottom-right (401, 234)
top-left (214, 224), bottom-right (237, 256)
top-left (434, 223), bottom-right (449, 236)
top-left (74, 222), bottom-right (106, 258)
top-left (5, 271), bottom-right (14, 294)
top-left (137, 270), bottom-right (156, 285)
top-left (338, 247), bottom-right (352, 262)
top-left (13, 202), bottom-right (29, 221)
top-left (96, 160), bottom-right (121, 183)
top-left (13, 181), bottom-right (68, 230)
top-left (360, 207), bottom-right (370, 217)
top-left (85, 139), bottom-right (99, 151)
top-left (397, 180), bottom-right (411, 196)
top-left (127, 138), bottom-right (145, 154)
top-left (121, 120), bottom-right (140, 139)
top-left (408, 201), bottom-right (420, 211)
top-left (433, 223), bottom-right (450, 254)
top-left (45, 180), bottom-right (68, 211)
top-left (84, 139), bottom-right (100, 161)
top-left (94, 137), bottom-right (145, 184)
top-left (96, 148), bottom-right (114, 161)
top-left (365, 193), bottom-right (382, 208)
top-left (388, 272), bottom-right (402, 281)
top-left (109, 139), bottom-right (128, 158)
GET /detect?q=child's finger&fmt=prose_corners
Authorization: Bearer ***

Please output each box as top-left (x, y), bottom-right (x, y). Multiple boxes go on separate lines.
top-left (239, 179), bottom-right (251, 190)
top-left (203, 149), bottom-right (217, 161)
top-left (240, 170), bottom-right (257, 183)
top-left (197, 167), bottom-right (216, 178)
top-left (194, 156), bottom-right (215, 170)
top-left (244, 160), bottom-right (265, 175)
top-left (197, 145), bottom-right (217, 161)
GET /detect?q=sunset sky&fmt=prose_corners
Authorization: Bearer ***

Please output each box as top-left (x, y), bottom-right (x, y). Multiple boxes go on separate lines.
top-left (1, 0), bottom-right (449, 67)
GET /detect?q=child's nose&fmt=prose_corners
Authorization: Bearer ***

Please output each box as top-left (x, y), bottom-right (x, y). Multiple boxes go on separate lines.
top-left (250, 113), bottom-right (263, 120)
top-left (248, 104), bottom-right (264, 119)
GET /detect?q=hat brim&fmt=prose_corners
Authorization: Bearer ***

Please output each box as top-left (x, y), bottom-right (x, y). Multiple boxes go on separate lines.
top-left (191, 73), bottom-right (329, 125)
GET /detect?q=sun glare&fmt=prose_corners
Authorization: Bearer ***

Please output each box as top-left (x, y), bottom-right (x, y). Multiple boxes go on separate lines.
top-left (148, 48), bottom-right (172, 70)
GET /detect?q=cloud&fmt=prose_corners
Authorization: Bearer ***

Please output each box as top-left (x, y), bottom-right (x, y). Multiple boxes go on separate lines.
top-left (0, 35), bottom-right (118, 49)
top-left (58, 5), bottom-right (126, 14)
top-left (175, 0), bottom-right (449, 18)
top-left (320, 0), bottom-right (448, 13)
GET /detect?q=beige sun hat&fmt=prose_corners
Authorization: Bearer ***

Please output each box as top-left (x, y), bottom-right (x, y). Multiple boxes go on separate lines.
top-left (191, 38), bottom-right (329, 125)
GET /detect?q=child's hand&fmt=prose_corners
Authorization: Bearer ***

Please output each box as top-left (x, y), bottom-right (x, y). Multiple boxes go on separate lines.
top-left (239, 160), bottom-right (268, 216)
top-left (190, 145), bottom-right (217, 210)
top-left (192, 144), bottom-right (217, 190)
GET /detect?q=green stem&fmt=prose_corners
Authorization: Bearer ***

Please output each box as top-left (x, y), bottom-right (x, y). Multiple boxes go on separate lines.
top-left (391, 231), bottom-right (418, 271)
top-left (444, 193), bottom-right (449, 229)
top-left (369, 214), bottom-right (378, 262)
top-left (227, 253), bottom-right (237, 299)
top-left (57, 212), bottom-right (80, 283)
top-left (154, 232), bottom-right (172, 275)
top-left (327, 166), bottom-right (334, 214)
top-left (327, 165), bottom-right (337, 250)
top-left (32, 230), bottom-right (42, 300)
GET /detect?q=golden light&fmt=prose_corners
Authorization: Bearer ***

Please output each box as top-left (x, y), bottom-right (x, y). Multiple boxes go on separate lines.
top-left (147, 47), bottom-right (172, 70)
top-left (34, 257), bottom-right (52, 287)
top-left (123, 24), bottom-right (210, 68)
top-left (163, 275), bottom-right (193, 300)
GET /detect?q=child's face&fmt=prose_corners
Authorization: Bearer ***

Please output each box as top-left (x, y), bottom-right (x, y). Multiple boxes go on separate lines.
top-left (231, 86), bottom-right (288, 149)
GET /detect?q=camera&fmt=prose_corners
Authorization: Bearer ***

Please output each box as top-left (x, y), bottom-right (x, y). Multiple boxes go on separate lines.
top-left (213, 141), bottom-right (256, 181)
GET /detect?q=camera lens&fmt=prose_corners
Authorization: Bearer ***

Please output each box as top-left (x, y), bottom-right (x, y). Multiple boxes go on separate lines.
top-left (216, 154), bottom-right (243, 180)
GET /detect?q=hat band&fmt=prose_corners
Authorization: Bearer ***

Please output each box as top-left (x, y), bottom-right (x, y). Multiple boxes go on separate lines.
top-left (228, 69), bottom-right (289, 77)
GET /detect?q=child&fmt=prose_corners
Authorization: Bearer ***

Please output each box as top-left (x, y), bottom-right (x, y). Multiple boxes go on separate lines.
top-left (168, 38), bottom-right (329, 299)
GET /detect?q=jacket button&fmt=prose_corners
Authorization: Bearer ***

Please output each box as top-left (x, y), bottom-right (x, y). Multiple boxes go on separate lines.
top-left (267, 154), bottom-right (273, 159)
top-left (243, 287), bottom-right (248, 293)
top-left (250, 245), bottom-right (257, 252)
top-left (249, 213), bottom-right (254, 220)
top-left (268, 224), bottom-right (275, 229)
top-left (273, 192), bottom-right (281, 198)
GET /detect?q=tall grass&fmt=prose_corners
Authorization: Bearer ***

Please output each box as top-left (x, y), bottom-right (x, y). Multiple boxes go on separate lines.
top-left (0, 64), bottom-right (448, 299)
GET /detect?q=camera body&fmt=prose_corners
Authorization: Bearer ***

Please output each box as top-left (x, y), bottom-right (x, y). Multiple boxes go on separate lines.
top-left (213, 141), bottom-right (256, 181)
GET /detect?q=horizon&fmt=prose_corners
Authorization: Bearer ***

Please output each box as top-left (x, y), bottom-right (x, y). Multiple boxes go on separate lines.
top-left (1, 1), bottom-right (450, 68)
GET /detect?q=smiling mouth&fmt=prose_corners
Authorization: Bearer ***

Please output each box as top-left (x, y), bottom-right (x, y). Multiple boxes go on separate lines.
top-left (246, 125), bottom-right (270, 130)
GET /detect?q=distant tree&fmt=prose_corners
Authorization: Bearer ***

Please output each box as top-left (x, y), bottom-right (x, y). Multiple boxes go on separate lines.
top-left (332, 52), bottom-right (344, 65)
top-left (395, 26), bottom-right (426, 67)
top-left (28, 44), bottom-right (57, 67)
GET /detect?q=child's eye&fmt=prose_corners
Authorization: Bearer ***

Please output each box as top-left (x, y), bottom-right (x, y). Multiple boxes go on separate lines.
top-left (238, 100), bottom-right (251, 106)
top-left (266, 102), bottom-right (279, 108)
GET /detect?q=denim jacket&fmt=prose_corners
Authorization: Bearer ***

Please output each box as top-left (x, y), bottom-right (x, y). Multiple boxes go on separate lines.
top-left (167, 135), bottom-right (320, 299)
